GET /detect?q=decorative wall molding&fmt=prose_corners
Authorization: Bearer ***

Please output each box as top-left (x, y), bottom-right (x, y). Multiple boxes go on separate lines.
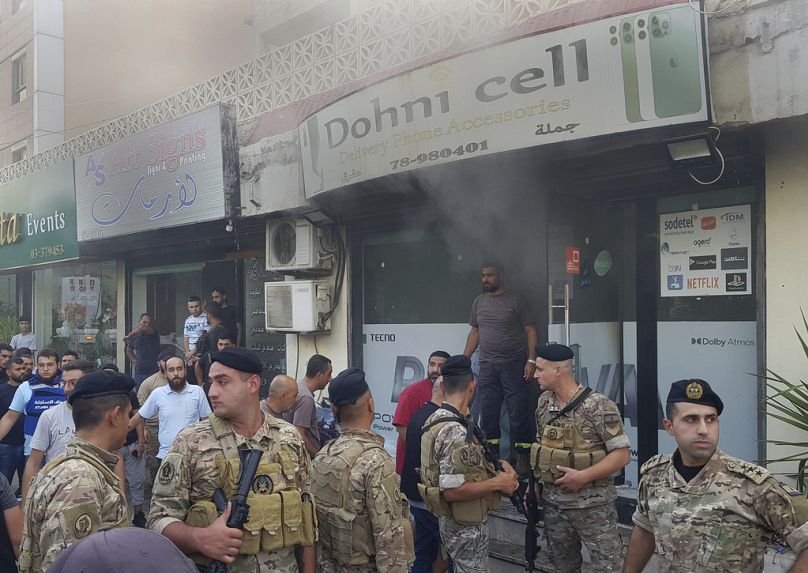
top-left (1, 0), bottom-right (650, 185)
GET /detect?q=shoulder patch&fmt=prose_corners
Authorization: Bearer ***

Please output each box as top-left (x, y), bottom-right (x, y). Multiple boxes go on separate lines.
top-left (640, 454), bottom-right (671, 476)
top-left (725, 459), bottom-right (769, 485)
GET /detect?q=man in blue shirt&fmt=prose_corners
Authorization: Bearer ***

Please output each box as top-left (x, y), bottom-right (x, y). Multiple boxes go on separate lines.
top-left (0, 349), bottom-right (63, 462)
top-left (124, 313), bottom-right (161, 387)
top-left (0, 357), bottom-right (28, 485)
top-left (128, 356), bottom-right (211, 463)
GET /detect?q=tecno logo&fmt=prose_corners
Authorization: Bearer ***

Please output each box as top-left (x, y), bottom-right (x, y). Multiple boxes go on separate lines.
top-left (692, 337), bottom-right (726, 347)
top-left (693, 238), bottom-right (712, 247)
top-left (368, 333), bottom-right (396, 342)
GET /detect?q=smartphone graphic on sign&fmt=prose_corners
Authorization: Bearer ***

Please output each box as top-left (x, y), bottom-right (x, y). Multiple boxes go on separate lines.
top-left (618, 17), bottom-right (643, 123)
top-left (649, 6), bottom-right (703, 117)
top-left (633, 15), bottom-right (659, 121)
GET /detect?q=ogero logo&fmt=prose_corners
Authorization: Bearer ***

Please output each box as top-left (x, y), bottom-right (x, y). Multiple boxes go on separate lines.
top-left (693, 238), bottom-right (712, 248)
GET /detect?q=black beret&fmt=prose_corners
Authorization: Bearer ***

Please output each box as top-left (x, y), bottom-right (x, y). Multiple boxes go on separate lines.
top-left (211, 347), bottom-right (263, 374)
top-left (69, 371), bottom-right (134, 404)
top-left (329, 367), bottom-right (369, 405)
top-left (666, 379), bottom-right (724, 415)
top-left (441, 355), bottom-right (472, 377)
top-left (536, 344), bottom-right (574, 362)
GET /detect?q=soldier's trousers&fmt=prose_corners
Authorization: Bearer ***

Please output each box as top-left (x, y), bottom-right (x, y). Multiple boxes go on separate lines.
top-left (543, 503), bottom-right (623, 573)
top-left (439, 516), bottom-right (488, 573)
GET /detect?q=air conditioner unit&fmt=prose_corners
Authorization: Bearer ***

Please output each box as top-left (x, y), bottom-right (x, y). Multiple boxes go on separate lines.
top-left (266, 218), bottom-right (333, 273)
top-left (265, 280), bottom-right (332, 333)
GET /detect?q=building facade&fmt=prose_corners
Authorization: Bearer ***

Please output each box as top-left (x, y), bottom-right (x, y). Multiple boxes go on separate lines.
top-left (0, 0), bottom-right (806, 485)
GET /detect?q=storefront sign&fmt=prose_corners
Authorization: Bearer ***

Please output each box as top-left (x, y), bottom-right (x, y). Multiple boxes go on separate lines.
top-left (300, 2), bottom-right (708, 196)
top-left (363, 323), bottom-right (469, 454)
top-left (566, 247), bottom-right (581, 274)
top-left (660, 205), bottom-right (752, 297)
top-left (75, 104), bottom-right (238, 241)
top-left (0, 161), bottom-right (78, 270)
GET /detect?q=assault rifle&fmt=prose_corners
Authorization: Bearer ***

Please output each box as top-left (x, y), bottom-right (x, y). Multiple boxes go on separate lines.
top-left (524, 474), bottom-right (541, 572)
top-left (207, 449), bottom-right (264, 573)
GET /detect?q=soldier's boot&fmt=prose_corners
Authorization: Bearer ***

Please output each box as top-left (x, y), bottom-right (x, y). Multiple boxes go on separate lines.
top-left (133, 510), bottom-right (147, 528)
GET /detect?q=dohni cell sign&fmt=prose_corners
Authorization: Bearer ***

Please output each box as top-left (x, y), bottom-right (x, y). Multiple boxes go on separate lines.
top-left (300, 2), bottom-right (709, 196)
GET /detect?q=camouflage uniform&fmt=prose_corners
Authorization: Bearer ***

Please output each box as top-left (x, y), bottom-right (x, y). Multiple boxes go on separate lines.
top-left (19, 436), bottom-right (128, 573)
top-left (423, 407), bottom-right (496, 573)
top-left (532, 387), bottom-right (630, 573)
top-left (313, 429), bottom-right (410, 572)
top-left (148, 413), bottom-right (314, 573)
top-left (635, 449), bottom-right (808, 572)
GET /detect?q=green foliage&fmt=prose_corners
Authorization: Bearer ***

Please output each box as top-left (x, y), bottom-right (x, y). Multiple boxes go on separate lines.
top-left (0, 303), bottom-right (17, 344)
top-left (765, 310), bottom-right (808, 492)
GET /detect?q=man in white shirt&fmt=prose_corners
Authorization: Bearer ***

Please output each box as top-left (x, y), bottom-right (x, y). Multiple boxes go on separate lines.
top-left (9, 316), bottom-right (37, 351)
top-left (182, 296), bottom-right (207, 360)
top-left (128, 357), bottom-right (211, 463)
top-left (21, 360), bottom-right (95, 504)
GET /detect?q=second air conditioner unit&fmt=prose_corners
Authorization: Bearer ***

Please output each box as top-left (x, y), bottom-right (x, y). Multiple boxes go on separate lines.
top-left (265, 280), bottom-right (332, 333)
top-left (266, 218), bottom-right (333, 273)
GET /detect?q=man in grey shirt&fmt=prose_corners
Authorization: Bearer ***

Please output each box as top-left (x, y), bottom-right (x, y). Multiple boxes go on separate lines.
top-left (282, 354), bottom-right (332, 457)
top-left (21, 360), bottom-right (94, 504)
top-left (464, 261), bottom-right (538, 476)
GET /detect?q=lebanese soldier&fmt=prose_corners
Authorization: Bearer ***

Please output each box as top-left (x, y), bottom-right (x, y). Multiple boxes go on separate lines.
top-left (312, 367), bottom-right (412, 572)
top-left (420, 355), bottom-right (519, 573)
top-left (148, 346), bottom-right (316, 572)
top-left (624, 379), bottom-right (808, 573)
top-left (19, 371), bottom-right (133, 573)
top-left (531, 344), bottom-right (630, 573)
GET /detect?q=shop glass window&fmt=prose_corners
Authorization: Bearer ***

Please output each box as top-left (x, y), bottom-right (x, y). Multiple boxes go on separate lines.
top-left (12, 0), bottom-right (26, 15)
top-left (0, 274), bottom-right (17, 343)
top-left (33, 261), bottom-right (118, 365)
top-left (363, 230), bottom-right (479, 324)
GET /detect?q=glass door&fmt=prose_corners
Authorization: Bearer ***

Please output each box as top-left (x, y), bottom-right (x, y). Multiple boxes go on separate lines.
top-left (547, 193), bottom-right (639, 483)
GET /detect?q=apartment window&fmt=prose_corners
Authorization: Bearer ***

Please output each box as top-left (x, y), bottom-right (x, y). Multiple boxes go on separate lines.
top-left (12, 0), bottom-right (27, 15)
top-left (12, 51), bottom-right (27, 104)
top-left (11, 142), bottom-right (27, 163)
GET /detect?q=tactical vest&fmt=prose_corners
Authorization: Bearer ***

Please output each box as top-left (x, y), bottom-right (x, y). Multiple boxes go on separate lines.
top-left (184, 414), bottom-right (316, 561)
top-left (18, 444), bottom-right (128, 571)
top-left (312, 437), bottom-right (411, 566)
top-left (530, 392), bottom-right (610, 487)
top-left (418, 416), bottom-right (501, 525)
top-left (24, 380), bottom-right (65, 436)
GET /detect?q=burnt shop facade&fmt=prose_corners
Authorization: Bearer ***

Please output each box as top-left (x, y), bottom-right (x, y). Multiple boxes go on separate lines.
top-left (250, 0), bottom-right (764, 487)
